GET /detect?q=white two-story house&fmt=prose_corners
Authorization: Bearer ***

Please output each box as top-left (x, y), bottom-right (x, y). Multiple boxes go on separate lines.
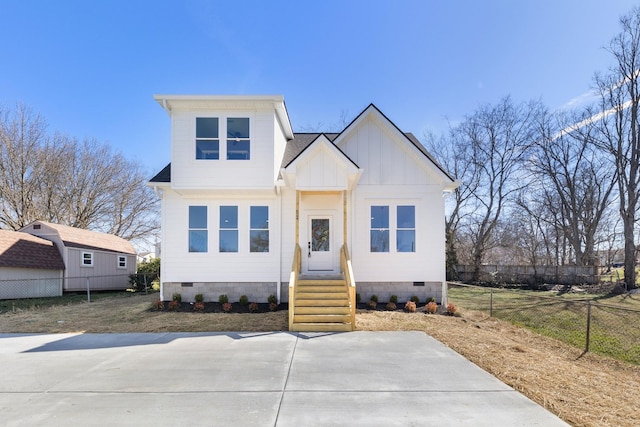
top-left (148, 95), bottom-right (459, 331)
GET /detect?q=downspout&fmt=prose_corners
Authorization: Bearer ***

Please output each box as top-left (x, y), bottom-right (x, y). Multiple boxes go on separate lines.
top-left (275, 181), bottom-right (285, 304)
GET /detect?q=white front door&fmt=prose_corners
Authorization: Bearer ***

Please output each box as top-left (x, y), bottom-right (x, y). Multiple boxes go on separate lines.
top-left (306, 216), bottom-right (333, 272)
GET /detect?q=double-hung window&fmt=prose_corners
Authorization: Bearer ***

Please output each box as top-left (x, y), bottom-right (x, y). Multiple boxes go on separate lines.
top-left (250, 206), bottom-right (269, 252)
top-left (220, 206), bottom-right (238, 252)
top-left (226, 118), bottom-right (250, 160)
top-left (189, 206), bottom-right (208, 252)
top-left (396, 206), bottom-right (416, 252)
top-left (117, 255), bottom-right (127, 269)
top-left (370, 206), bottom-right (389, 252)
top-left (196, 118), bottom-right (219, 160)
top-left (82, 251), bottom-right (94, 267)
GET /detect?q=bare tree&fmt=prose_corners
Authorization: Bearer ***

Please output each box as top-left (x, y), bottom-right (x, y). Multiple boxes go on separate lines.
top-left (529, 109), bottom-right (616, 266)
top-left (0, 103), bottom-right (159, 244)
top-left (456, 97), bottom-right (543, 281)
top-left (593, 6), bottom-right (640, 289)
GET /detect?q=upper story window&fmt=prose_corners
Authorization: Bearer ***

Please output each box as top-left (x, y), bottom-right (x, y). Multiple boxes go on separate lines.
top-left (226, 118), bottom-right (250, 160)
top-left (219, 206), bottom-right (238, 252)
top-left (196, 118), bottom-right (219, 160)
top-left (189, 206), bottom-right (208, 252)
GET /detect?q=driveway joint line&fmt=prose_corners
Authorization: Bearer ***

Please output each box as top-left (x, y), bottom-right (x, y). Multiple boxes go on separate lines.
top-left (273, 333), bottom-right (299, 426)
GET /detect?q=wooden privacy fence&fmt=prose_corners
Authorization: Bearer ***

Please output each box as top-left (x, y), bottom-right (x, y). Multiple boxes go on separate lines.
top-left (455, 264), bottom-right (599, 285)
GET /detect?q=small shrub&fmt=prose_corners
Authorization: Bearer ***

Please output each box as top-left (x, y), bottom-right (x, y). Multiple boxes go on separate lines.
top-left (269, 302), bottom-right (278, 312)
top-left (172, 293), bottom-right (182, 303)
top-left (218, 294), bottom-right (229, 304)
top-left (410, 295), bottom-right (420, 304)
top-left (446, 303), bottom-right (457, 316)
top-left (248, 302), bottom-right (259, 313)
top-left (389, 295), bottom-right (398, 304)
top-left (193, 302), bottom-right (205, 312)
top-left (426, 301), bottom-right (438, 314)
top-left (151, 299), bottom-right (164, 311)
top-left (386, 302), bottom-right (397, 311)
top-left (168, 300), bottom-right (180, 311)
top-left (427, 297), bottom-right (436, 303)
top-left (404, 301), bottom-right (417, 313)
top-left (195, 293), bottom-right (204, 303)
top-left (356, 293), bottom-right (361, 304)
top-left (370, 294), bottom-right (379, 303)
top-left (267, 294), bottom-right (277, 305)
top-left (366, 300), bottom-right (377, 310)
top-left (222, 302), bottom-right (232, 313)
top-left (239, 295), bottom-right (249, 306)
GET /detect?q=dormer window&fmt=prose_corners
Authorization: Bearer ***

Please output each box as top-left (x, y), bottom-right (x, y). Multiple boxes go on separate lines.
top-left (196, 118), bottom-right (219, 159)
top-left (227, 118), bottom-right (250, 160)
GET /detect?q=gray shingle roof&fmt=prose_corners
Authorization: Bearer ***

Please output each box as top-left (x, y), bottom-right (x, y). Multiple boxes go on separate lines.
top-left (0, 230), bottom-right (65, 270)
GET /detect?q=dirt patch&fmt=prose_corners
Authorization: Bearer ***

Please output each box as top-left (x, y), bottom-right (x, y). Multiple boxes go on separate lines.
top-left (1, 292), bottom-right (638, 426)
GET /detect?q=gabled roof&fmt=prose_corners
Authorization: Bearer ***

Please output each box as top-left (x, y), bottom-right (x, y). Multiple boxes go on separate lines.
top-left (332, 103), bottom-right (455, 182)
top-left (282, 133), bottom-right (356, 169)
top-left (149, 163), bottom-right (171, 183)
top-left (23, 221), bottom-right (136, 255)
top-left (0, 230), bottom-right (65, 270)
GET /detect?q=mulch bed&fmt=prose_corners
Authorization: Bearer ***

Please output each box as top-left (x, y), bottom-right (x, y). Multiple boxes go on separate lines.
top-left (152, 302), bottom-right (286, 314)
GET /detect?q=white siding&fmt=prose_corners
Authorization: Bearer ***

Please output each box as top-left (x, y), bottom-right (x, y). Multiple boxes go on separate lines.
top-left (162, 190), bottom-right (280, 283)
top-left (350, 186), bottom-right (446, 283)
top-left (295, 144), bottom-right (349, 190)
top-left (339, 115), bottom-right (433, 186)
top-left (171, 109), bottom-right (277, 189)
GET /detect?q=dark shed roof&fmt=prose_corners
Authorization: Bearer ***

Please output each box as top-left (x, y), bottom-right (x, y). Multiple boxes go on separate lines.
top-left (0, 230), bottom-right (65, 270)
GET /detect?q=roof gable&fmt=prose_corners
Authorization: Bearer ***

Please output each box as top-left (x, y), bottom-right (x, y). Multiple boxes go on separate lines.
top-left (22, 221), bottom-right (136, 255)
top-left (0, 230), bottom-right (65, 270)
top-left (334, 104), bottom-right (455, 183)
top-left (282, 134), bottom-right (361, 190)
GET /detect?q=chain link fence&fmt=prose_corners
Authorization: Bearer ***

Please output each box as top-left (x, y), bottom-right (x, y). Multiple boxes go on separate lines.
top-left (0, 277), bottom-right (62, 299)
top-left (0, 273), bottom-right (153, 301)
top-left (447, 282), bottom-right (640, 364)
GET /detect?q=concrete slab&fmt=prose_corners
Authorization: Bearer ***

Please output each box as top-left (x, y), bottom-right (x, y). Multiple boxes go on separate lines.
top-left (0, 332), bottom-right (569, 426)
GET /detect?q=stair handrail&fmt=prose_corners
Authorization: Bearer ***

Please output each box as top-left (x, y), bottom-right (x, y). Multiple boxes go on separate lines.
top-left (289, 244), bottom-right (301, 330)
top-left (340, 244), bottom-right (356, 330)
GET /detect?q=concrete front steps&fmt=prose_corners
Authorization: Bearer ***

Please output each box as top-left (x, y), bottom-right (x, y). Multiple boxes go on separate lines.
top-left (291, 275), bottom-right (353, 332)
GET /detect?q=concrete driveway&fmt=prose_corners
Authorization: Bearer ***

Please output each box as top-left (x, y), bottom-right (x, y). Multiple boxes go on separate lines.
top-left (0, 331), bottom-right (568, 426)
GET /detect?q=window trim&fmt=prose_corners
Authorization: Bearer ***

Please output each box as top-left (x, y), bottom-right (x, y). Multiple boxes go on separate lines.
top-left (81, 251), bottom-right (94, 267)
top-left (195, 117), bottom-right (220, 160)
top-left (396, 205), bottom-right (416, 253)
top-left (249, 205), bottom-right (269, 253)
top-left (219, 205), bottom-right (239, 253)
top-left (370, 205), bottom-right (390, 253)
top-left (117, 255), bottom-right (127, 269)
top-left (226, 117), bottom-right (250, 160)
top-left (188, 205), bottom-right (208, 253)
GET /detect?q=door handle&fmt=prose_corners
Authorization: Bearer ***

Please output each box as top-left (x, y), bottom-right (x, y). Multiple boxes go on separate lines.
top-left (308, 241), bottom-right (311, 257)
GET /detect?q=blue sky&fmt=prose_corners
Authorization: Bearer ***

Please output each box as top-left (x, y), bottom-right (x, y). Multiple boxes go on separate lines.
top-left (1, 0), bottom-right (638, 175)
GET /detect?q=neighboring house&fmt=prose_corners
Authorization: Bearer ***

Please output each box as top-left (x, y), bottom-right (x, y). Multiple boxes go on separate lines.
top-left (148, 95), bottom-right (459, 330)
top-left (20, 221), bottom-right (137, 291)
top-left (137, 251), bottom-right (156, 264)
top-left (0, 230), bottom-right (65, 299)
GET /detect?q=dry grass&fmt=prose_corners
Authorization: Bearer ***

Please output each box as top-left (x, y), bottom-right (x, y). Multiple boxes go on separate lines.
top-left (1, 292), bottom-right (639, 427)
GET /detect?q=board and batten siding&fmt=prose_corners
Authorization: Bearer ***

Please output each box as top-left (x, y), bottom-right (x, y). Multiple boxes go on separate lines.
top-left (170, 109), bottom-right (278, 190)
top-left (161, 191), bottom-right (280, 284)
top-left (64, 248), bottom-right (136, 291)
top-left (336, 115), bottom-right (447, 284)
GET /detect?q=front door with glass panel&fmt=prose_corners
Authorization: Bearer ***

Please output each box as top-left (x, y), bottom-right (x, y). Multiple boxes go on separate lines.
top-left (307, 216), bottom-right (333, 272)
